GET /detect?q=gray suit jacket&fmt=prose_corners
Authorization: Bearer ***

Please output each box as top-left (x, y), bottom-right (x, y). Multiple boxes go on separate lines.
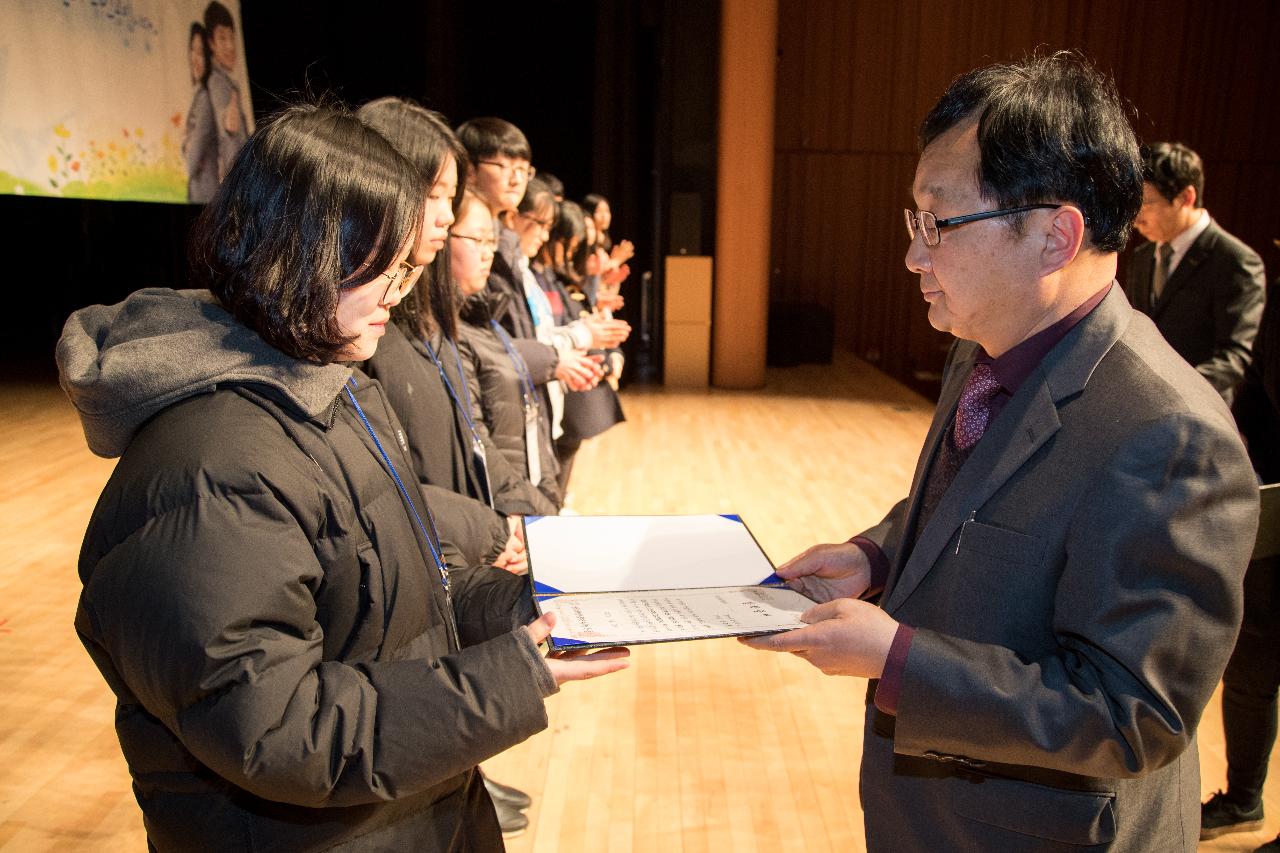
top-left (1122, 219), bottom-right (1265, 405)
top-left (859, 286), bottom-right (1258, 851)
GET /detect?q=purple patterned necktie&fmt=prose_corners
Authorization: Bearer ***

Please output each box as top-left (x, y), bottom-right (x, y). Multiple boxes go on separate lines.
top-left (953, 363), bottom-right (1001, 450)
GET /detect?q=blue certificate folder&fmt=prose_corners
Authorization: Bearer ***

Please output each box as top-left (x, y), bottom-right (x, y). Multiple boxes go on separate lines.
top-left (523, 514), bottom-right (816, 651)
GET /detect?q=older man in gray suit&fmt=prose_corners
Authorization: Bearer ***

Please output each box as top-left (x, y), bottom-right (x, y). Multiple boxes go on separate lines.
top-left (745, 54), bottom-right (1259, 851)
top-left (1123, 142), bottom-right (1266, 406)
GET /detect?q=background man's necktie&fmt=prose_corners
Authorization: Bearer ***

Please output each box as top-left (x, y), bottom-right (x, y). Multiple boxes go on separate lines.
top-left (1152, 242), bottom-right (1174, 301)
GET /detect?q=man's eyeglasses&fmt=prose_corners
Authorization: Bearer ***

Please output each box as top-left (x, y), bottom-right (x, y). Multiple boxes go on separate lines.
top-left (904, 204), bottom-right (1060, 247)
top-left (478, 160), bottom-right (536, 182)
top-left (450, 231), bottom-right (498, 252)
top-left (342, 260), bottom-right (420, 302)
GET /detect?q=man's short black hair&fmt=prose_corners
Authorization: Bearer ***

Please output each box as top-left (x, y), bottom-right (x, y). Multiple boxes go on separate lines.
top-left (919, 52), bottom-right (1143, 253)
top-left (203, 0), bottom-right (234, 33)
top-left (455, 117), bottom-right (532, 163)
top-left (189, 104), bottom-right (424, 362)
top-left (1141, 142), bottom-right (1205, 207)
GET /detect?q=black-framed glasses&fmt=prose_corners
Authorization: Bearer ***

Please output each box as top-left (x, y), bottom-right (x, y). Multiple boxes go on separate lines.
top-left (477, 160), bottom-right (536, 182)
top-left (449, 231), bottom-right (498, 252)
top-left (904, 204), bottom-right (1060, 247)
top-left (516, 210), bottom-right (553, 228)
top-left (342, 260), bottom-right (419, 302)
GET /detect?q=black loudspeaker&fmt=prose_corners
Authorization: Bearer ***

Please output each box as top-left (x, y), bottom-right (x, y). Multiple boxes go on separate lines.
top-left (767, 302), bottom-right (835, 367)
top-left (668, 192), bottom-right (703, 256)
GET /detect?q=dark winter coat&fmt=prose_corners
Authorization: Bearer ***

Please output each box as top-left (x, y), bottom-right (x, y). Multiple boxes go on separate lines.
top-left (364, 321), bottom-right (558, 516)
top-left (57, 288), bottom-right (556, 852)
top-left (458, 290), bottom-right (562, 510)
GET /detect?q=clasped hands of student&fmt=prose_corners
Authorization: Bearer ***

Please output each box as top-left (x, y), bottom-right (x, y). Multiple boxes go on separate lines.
top-left (555, 349), bottom-right (605, 391)
top-left (739, 542), bottom-right (899, 679)
top-left (584, 314), bottom-right (631, 349)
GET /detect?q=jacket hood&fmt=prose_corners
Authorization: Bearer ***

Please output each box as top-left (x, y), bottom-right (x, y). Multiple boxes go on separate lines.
top-left (57, 287), bottom-right (352, 458)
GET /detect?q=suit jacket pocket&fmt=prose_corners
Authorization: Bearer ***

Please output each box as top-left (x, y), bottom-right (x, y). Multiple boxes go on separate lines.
top-left (952, 772), bottom-right (1116, 846)
top-left (958, 520), bottom-right (1044, 565)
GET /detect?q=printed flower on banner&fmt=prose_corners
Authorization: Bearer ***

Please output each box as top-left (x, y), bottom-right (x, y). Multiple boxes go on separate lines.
top-left (53, 124), bottom-right (71, 139)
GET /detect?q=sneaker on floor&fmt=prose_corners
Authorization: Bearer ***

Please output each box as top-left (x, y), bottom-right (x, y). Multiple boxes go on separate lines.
top-left (1201, 789), bottom-right (1264, 840)
top-left (484, 775), bottom-right (533, 810)
top-left (494, 798), bottom-right (529, 838)
top-left (1256, 836), bottom-right (1280, 852)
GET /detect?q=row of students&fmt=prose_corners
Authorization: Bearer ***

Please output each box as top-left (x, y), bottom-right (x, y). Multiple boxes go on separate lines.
top-left (56, 100), bottom-right (632, 850)
top-left (349, 101), bottom-right (638, 835)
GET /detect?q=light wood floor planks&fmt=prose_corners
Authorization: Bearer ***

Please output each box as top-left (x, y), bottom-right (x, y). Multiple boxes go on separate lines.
top-left (0, 352), bottom-right (1275, 851)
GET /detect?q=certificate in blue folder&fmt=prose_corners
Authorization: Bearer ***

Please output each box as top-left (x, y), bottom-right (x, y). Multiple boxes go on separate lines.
top-left (523, 514), bottom-right (816, 651)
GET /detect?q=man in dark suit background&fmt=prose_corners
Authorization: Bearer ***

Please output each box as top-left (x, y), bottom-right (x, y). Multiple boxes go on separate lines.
top-left (1123, 142), bottom-right (1265, 405)
top-left (1202, 275), bottom-right (1280, 848)
top-left (744, 54), bottom-right (1259, 851)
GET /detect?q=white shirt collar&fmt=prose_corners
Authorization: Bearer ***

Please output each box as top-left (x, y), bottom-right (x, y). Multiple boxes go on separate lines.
top-left (1162, 208), bottom-right (1210, 276)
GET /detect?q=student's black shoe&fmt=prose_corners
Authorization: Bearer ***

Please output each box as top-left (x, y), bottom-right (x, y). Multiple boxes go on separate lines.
top-left (1255, 835), bottom-right (1280, 852)
top-left (484, 775), bottom-right (533, 810)
top-left (494, 798), bottom-right (529, 838)
top-left (1201, 789), bottom-right (1264, 840)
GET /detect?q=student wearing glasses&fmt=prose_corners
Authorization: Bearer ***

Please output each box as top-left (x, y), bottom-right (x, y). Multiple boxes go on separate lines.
top-left (453, 187), bottom-right (564, 510)
top-left (358, 99), bottom-right (559, 531)
top-left (455, 118), bottom-right (605, 400)
top-left (56, 104), bottom-right (628, 852)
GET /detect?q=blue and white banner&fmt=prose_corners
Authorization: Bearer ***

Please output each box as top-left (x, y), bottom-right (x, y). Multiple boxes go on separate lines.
top-left (0, 0), bottom-right (254, 203)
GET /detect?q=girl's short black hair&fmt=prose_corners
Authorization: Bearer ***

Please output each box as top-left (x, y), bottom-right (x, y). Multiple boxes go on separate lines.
top-left (518, 176), bottom-right (558, 217)
top-left (189, 103), bottom-right (423, 362)
top-left (357, 96), bottom-right (468, 342)
top-left (582, 193), bottom-right (607, 217)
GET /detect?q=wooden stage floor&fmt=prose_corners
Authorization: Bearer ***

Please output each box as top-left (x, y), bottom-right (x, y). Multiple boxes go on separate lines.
top-left (0, 351), bottom-right (1274, 851)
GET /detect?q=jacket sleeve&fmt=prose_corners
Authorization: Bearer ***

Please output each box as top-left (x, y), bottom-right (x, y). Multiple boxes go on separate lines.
top-left (1200, 246), bottom-right (1265, 394)
top-left (78, 486), bottom-right (551, 810)
top-left (448, 563), bottom-right (541, 645)
top-left (456, 334), bottom-right (558, 517)
top-left (513, 338), bottom-right (559, 385)
top-left (420, 483), bottom-right (511, 567)
top-left (889, 411), bottom-right (1257, 778)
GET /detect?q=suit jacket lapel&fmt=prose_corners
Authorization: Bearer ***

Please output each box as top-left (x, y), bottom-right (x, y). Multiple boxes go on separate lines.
top-left (896, 342), bottom-right (973, 543)
top-left (1152, 220), bottom-right (1218, 316)
top-left (882, 379), bottom-right (1060, 614)
top-left (881, 285), bottom-right (1132, 615)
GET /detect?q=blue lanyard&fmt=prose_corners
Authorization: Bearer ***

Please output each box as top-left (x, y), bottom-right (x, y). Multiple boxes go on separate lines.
top-left (422, 337), bottom-right (483, 444)
top-left (489, 320), bottom-right (537, 402)
top-left (343, 379), bottom-right (449, 594)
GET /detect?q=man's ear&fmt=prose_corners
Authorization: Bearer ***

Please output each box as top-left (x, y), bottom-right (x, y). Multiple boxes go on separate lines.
top-left (1039, 205), bottom-right (1086, 277)
top-left (1177, 184), bottom-right (1197, 209)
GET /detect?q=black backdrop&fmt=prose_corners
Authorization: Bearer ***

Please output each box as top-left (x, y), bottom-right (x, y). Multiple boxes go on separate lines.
top-left (2, 0), bottom-right (720, 382)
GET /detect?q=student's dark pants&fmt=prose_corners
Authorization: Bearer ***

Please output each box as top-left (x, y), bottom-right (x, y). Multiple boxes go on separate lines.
top-left (1223, 554), bottom-right (1280, 806)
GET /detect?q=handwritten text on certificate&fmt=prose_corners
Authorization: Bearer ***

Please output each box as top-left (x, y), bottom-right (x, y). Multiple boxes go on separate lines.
top-left (539, 586), bottom-right (813, 645)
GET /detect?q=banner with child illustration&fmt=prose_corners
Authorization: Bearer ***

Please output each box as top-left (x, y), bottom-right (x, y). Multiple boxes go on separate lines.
top-left (0, 0), bottom-right (254, 204)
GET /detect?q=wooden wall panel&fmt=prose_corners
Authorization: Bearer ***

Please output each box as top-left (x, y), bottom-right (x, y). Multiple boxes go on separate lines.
top-left (771, 0), bottom-right (1280, 394)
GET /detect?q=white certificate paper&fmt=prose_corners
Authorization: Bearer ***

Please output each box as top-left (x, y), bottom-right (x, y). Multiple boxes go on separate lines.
top-left (538, 585), bottom-right (813, 648)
